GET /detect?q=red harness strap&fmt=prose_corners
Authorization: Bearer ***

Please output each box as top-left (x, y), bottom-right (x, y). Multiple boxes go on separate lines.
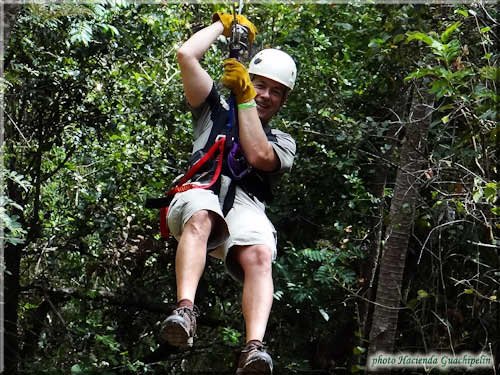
top-left (159, 135), bottom-right (226, 238)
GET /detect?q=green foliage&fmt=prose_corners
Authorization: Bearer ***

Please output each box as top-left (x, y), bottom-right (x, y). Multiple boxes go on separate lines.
top-left (1, 170), bottom-right (31, 245)
top-left (275, 244), bottom-right (359, 304)
top-left (220, 326), bottom-right (241, 346)
top-left (4, 2), bottom-right (498, 374)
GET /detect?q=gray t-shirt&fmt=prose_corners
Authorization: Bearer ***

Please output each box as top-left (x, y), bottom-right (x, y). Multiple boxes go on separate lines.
top-left (191, 85), bottom-right (296, 210)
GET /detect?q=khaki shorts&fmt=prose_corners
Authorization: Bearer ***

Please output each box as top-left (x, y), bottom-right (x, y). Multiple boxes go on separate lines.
top-left (167, 187), bottom-right (277, 281)
top-left (167, 188), bottom-right (229, 250)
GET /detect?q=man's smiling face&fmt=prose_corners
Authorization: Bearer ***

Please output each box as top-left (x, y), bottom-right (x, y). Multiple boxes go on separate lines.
top-left (252, 75), bottom-right (288, 124)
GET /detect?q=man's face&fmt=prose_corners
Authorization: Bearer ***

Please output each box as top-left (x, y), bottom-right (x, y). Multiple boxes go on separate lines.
top-left (252, 75), bottom-right (288, 124)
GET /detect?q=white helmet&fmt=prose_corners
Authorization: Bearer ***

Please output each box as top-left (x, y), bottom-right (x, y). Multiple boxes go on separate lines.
top-left (248, 48), bottom-right (297, 90)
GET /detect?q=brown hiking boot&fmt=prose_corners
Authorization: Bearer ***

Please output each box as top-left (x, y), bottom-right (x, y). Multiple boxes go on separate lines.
top-left (160, 306), bottom-right (198, 348)
top-left (236, 341), bottom-right (273, 374)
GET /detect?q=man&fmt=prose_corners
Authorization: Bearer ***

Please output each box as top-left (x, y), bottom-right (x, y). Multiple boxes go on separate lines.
top-left (161, 12), bottom-right (297, 374)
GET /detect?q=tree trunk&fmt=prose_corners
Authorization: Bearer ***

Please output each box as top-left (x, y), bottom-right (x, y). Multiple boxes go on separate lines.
top-left (360, 120), bottom-right (407, 342)
top-left (359, 85), bottom-right (413, 344)
top-left (367, 84), bottom-right (433, 366)
top-left (359, 169), bottom-right (386, 328)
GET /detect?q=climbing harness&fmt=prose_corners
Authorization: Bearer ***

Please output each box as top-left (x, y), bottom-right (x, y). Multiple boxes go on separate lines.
top-left (145, 135), bottom-right (226, 238)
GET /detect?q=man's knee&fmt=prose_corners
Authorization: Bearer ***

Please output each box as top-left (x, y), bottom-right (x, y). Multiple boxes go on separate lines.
top-left (238, 245), bottom-right (273, 272)
top-left (183, 210), bottom-right (214, 239)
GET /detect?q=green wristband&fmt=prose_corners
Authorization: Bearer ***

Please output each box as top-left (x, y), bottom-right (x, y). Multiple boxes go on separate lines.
top-left (238, 100), bottom-right (257, 110)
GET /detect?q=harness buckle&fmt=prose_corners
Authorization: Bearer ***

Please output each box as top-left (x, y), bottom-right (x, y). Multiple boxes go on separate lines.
top-left (215, 134), bottom-right (226, 142)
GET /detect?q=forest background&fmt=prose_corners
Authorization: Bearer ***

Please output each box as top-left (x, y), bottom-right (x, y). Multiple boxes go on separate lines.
top-left (1, 1), bottom-right (498, 374)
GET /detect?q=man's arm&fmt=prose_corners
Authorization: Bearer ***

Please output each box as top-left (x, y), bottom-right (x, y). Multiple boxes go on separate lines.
top-left (180, 16), bottom-right (275, 169)
top-left (237, 108), bottom-right (280, 172)
top-left (221, 59), bottom-right (280, 172)
top-left (177, 22), bottom-right (224, 108)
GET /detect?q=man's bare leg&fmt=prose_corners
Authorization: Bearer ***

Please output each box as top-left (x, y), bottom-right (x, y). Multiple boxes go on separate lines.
top-left (162, 210), bottom-right (215, 347)
top-left (231, 245), bottom-right (274, 374)
top-left (175, 210), bottom-right (215, 303)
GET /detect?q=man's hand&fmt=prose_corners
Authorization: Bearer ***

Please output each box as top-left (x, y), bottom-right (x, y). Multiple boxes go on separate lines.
top-left (222, 58), bottom-right (257, 104)
top-left (212, 13), bottom-right (257, 43)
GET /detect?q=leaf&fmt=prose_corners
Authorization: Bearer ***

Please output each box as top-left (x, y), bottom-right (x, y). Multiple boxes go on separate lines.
top-left (393, 34), bottom-right (405, 44)
top-left (480, 66), bottom-right (499, 81)
top-left (353, 346), bottom-right (366, 355)
top-left (454, 9), bottom-right (469, 17)
top-left (417, 289), bottom-right (429, 299)
top-left (319, 308), bottom-right (329, 322)
top-left (404, 67), bottom-right (440, 81)
top-left (107, 24), bottom-right (120, 36)
top-left (301, 248), bottom-right (328, 262)
top-left (455, 200), bottom-right (465, 214)
top-left (7, 170), bottom-right (31, 191)
top-left (70, 21), bottom-right (93, 46)
top-left (407, 298), bottom-right (418, 310)
top-left (71, 364), bottom-right (83, 374)
top-left (472, 189), bottom-right (483, 203)
top-left (441, 22), bottom-right (461, 43)
top-left (463, 288), bottom-right (474, 295)
top-left (483, 182), bottom-right (498, 203)
top-left (273, 290), bottom-right (284, 301)
top-left (100, 23), bottom-right (120, 36)
top-left (368, 38), bottom-right (386, 48)
top-left (429, 79), bottom-right (452, 99)
top-left (334, 22), bottom-right (353, 31)
top-left (491, 207), bottom-right (500, 216)
top-left (221, 327), bottom-right (241, 345)
top-left (406, 31), bottom-right (442, 51)
top-left (91, 3), bottom-right (106, 17)
top-left (406, 31), bottom-right (435, 46)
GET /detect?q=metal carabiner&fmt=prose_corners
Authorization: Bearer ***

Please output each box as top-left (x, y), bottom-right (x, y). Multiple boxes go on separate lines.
top-left (229, 0), bottom-right (250, 60)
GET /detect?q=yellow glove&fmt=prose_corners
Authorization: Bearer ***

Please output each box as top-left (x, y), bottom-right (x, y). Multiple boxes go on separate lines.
top-left (212, 12), bottom-right (257, 44)
top-left (222, 58), bottom-right (257, 104)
